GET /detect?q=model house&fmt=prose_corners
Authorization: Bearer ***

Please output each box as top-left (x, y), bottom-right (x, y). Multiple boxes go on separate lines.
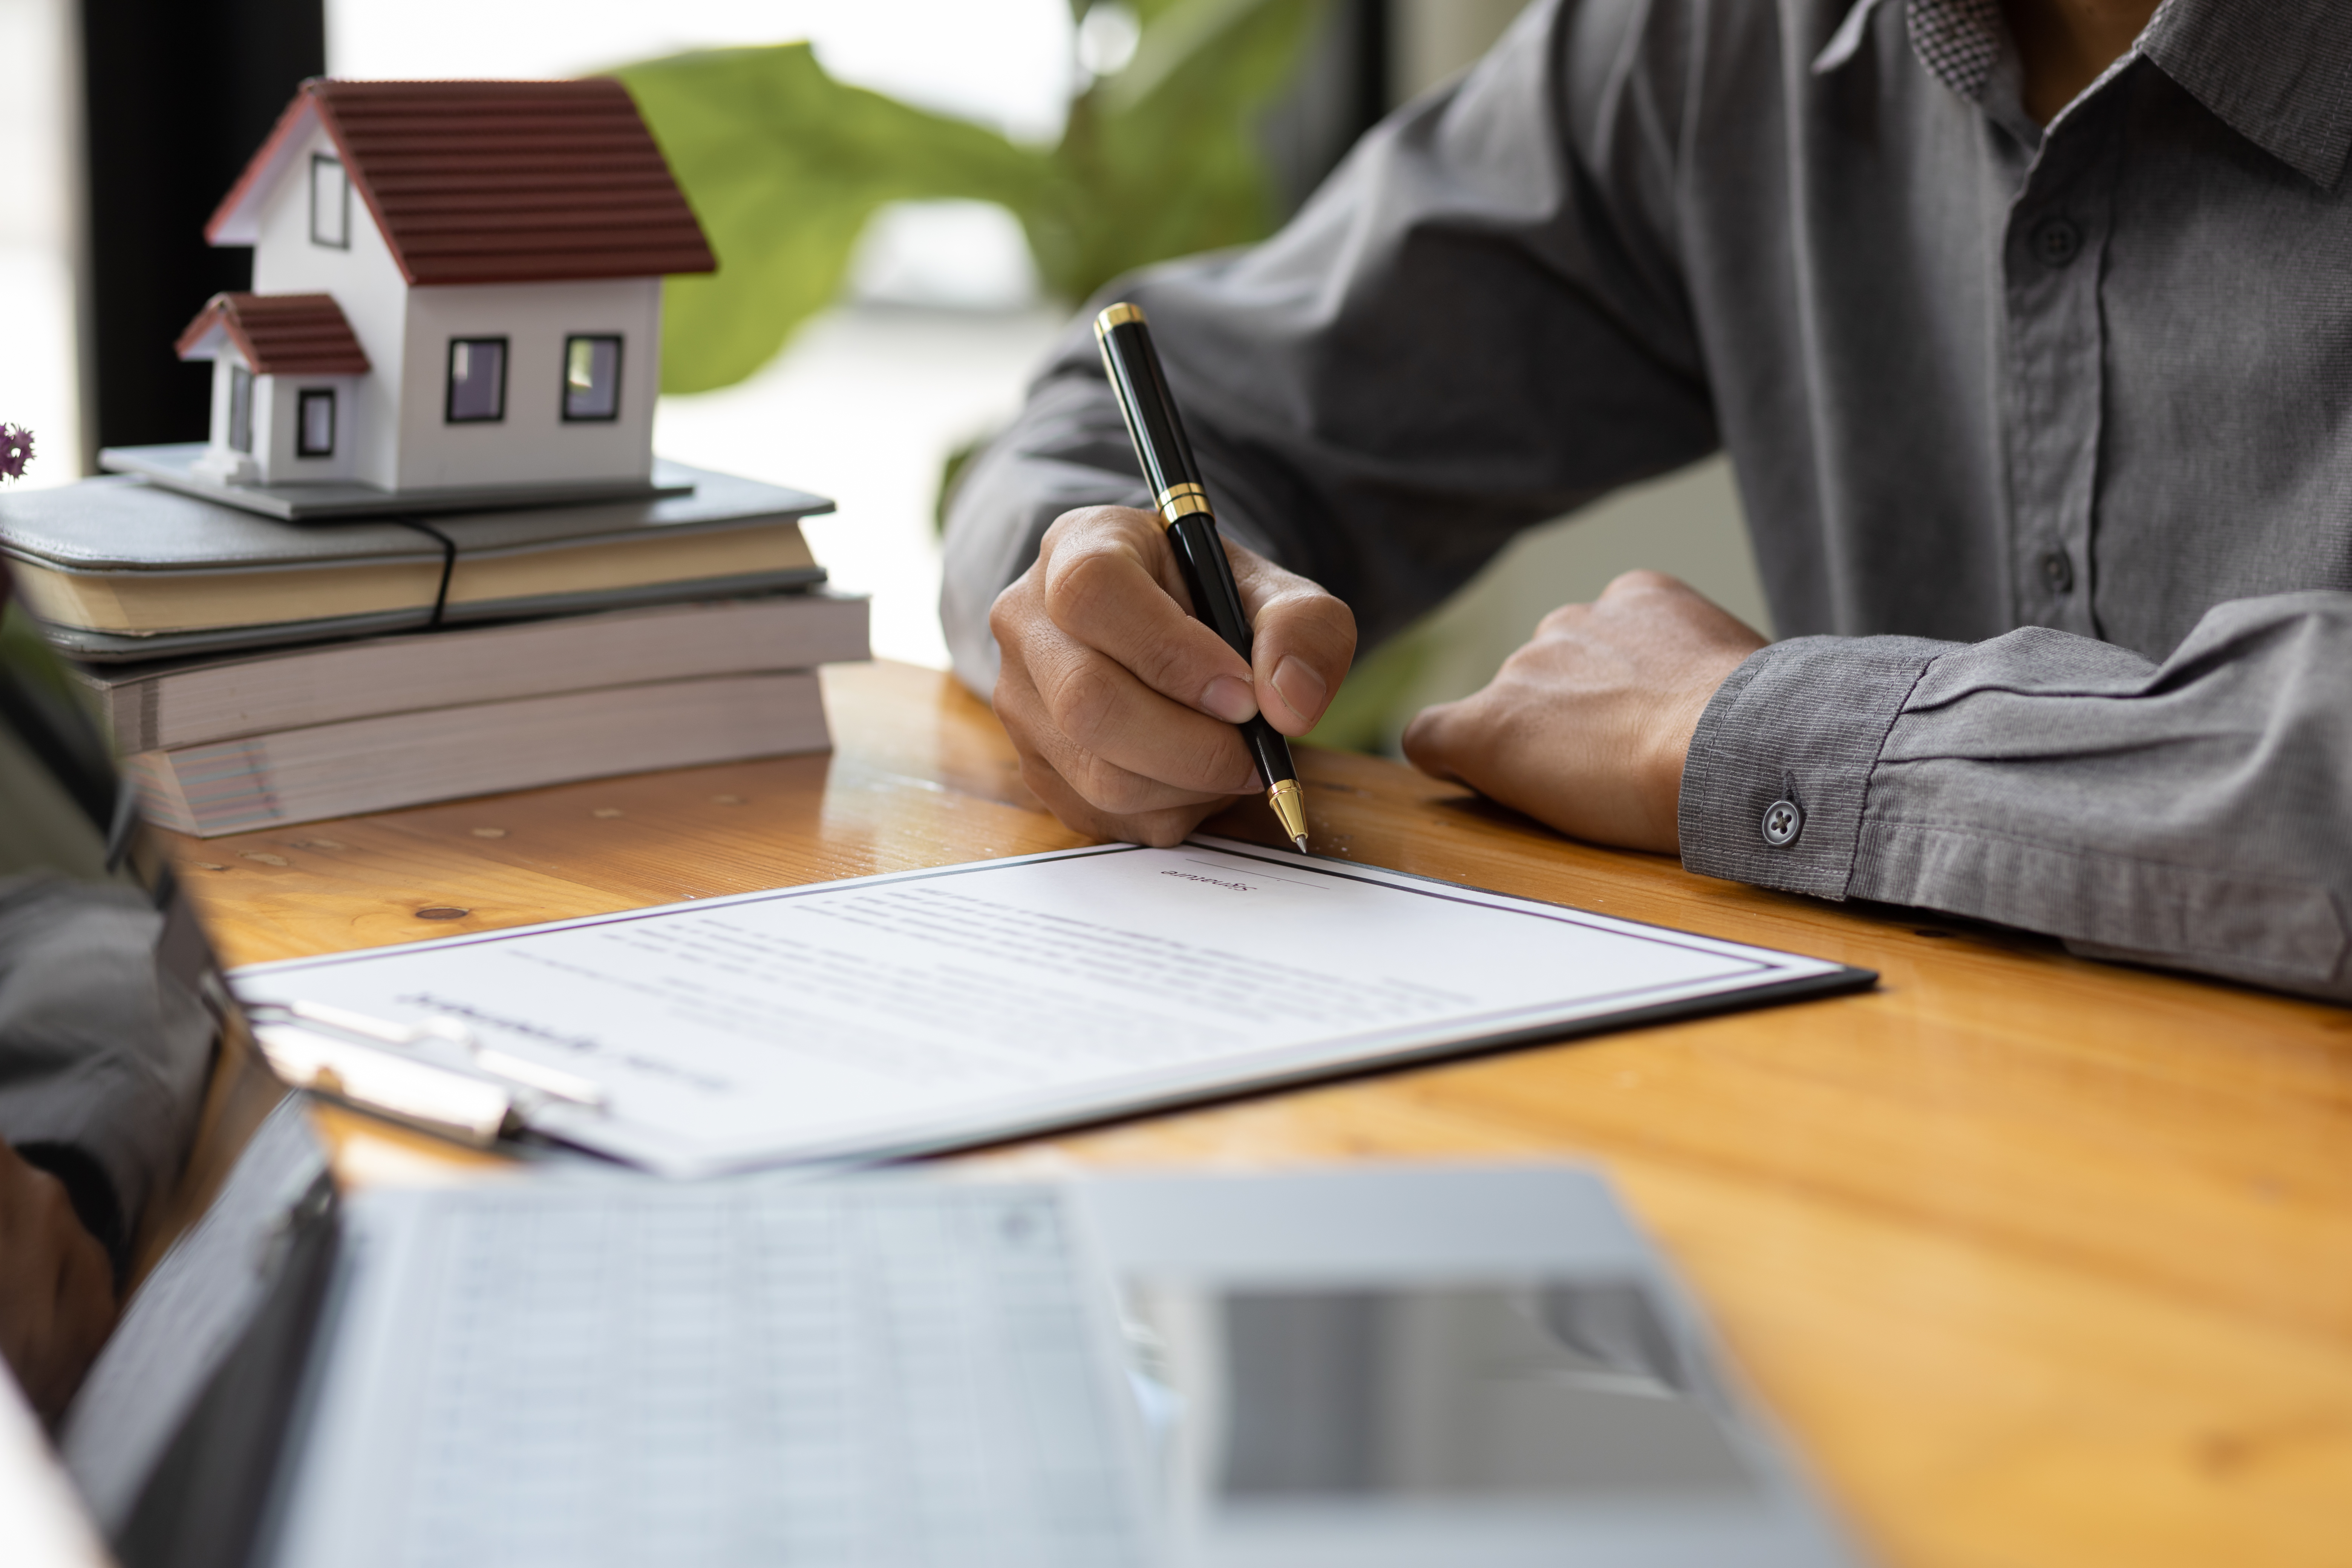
top-left (174, 78), bottom-right (715, 496)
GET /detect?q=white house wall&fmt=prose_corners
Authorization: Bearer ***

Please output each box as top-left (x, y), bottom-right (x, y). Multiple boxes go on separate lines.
top-left (254, 374), bottom-right (362, 483)
top-left (248, 123), bottom-right (408, 490)
top-left (396, 279), bottom-right (660, 490)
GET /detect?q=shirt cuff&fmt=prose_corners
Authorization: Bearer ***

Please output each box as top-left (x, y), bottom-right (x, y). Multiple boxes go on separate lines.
top-left (1677, 634), bottom-right (1950, 898)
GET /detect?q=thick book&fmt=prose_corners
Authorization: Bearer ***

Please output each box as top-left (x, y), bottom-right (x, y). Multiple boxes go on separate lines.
top-left (0, 460), bottom-right (832, 661)
top-left (126, 671), bottom-right (829, 836)
top-left (74, 591), bottom-right (869, 754)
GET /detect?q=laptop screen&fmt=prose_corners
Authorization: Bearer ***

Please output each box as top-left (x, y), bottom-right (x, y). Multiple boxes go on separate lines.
top-left (1127, 1279), bottom-right (1757, 1507)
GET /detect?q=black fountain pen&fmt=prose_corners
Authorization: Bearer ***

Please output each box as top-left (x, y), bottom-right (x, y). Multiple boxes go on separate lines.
top-left (1094, 302), bottom-right (1310, 853)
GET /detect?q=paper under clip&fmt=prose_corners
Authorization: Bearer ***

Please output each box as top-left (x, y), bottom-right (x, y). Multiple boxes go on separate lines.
top-left (247, 999), bottom-right (607, 1148)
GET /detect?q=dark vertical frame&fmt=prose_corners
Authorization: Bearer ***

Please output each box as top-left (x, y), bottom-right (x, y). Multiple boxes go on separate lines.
top-left (1257, 0), bottom-right (1392, 217)
top-left (559, 334), bottom-right (624, 422)
top-left (308, 155), bottom-right (349, 249)
top-left (80, 0), bottom-right (327, 459)
top-left (227, 366), bottom-right (253, 453)
top-left (444, 337), bottom-right (509, 424)
top-left (295, 387), bottom-right (334, 455)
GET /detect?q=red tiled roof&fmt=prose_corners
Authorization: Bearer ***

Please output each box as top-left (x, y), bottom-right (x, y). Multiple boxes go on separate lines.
top-left (206, 78), bottom-right (718, 287)
top-left (175, 292), bottom-right (371, 375)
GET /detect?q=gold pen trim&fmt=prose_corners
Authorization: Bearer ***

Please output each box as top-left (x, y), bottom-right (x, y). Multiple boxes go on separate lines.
top-left (1095, 302), bottom-right (1147, 335)
top-left (1266, 776), bottom-right (1309, 851)
top-left (1156, 482), bottom-right (1211, 524)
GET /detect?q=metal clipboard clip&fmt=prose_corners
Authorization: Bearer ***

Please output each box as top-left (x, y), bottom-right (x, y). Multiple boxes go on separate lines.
top-left (246, 998), bottom-right (606, 1148)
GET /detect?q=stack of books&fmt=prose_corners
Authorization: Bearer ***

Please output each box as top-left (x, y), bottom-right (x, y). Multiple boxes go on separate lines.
top-left (0, 462), bottom-right (868, 836)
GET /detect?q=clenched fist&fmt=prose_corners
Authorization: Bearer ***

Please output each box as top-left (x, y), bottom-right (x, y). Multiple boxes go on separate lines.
top-left (1404, 571), bottom-right (1766, 853)
top-left (990, 505), bottom-right (1355, 845)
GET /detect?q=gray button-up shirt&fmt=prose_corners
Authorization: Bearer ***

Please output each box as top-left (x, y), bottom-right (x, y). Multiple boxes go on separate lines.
top-left (0, 624), bottom-right (215, 1271)
top-left (942, 0), bottom-right (2352, 1000)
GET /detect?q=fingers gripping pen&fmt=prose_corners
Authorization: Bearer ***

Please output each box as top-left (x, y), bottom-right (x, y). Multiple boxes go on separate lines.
top-left (1093, 302), bottom-right (1311, 852)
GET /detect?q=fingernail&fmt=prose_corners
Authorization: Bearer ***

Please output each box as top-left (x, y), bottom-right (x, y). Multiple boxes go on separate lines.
top-left (1271, 656), bottom-right (1327, 724)
top-left (1202, 675), bottom-right (1258, 723)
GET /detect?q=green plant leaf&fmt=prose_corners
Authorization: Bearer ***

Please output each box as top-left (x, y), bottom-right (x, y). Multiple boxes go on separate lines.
top-left (1028, 0), bottom-right (1327, 302)
top-left (613, 45), bottom-right (1048, 395)
top-left (616, 5), bottom-right (1331, 394)
top-left (1102, 0), bottom-right (1297, 115)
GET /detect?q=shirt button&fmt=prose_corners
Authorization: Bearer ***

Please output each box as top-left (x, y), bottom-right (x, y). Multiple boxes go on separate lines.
top-left (2041, 549), bottom-right (2075, 593)
top-left (1761, 799), bottom-right (1803, 848)
top-left (2033, 217), bottom-right (2082, 268)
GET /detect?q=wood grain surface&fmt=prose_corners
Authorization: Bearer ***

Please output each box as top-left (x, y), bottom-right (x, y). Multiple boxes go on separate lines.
top-left (168, 659), bottom-right (2352, 1568)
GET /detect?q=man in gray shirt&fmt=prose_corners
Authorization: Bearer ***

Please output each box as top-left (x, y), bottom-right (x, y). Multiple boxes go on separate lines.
top-left (943, 0), bottom-right (2352, 1001)
top-left (0, 571), bottom-right (216, 1416)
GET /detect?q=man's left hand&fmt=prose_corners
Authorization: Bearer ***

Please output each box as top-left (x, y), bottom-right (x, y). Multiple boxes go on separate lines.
top-left (1401, 571), bottom-right (1766, 853)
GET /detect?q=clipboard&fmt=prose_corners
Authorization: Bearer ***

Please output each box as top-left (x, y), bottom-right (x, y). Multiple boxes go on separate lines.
top-left (230, 836), bottom-right (1875, 1176)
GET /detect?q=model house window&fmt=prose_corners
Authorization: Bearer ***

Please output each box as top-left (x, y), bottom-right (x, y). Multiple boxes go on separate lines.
top-left (297, 389), bottom-right (337, 456)
top-left (228, 366), bottom-right (254, 453)
top-left (446, 338), bottom-right (507, 423)
top-left (309, 155), bottom-right (349, 249)
top-left (562, 335), bottom-right (622, 421)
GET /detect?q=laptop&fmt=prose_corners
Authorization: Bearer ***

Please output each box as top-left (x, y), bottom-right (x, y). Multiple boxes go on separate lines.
top-left (59, 1135), bottom-right (1862, 1568)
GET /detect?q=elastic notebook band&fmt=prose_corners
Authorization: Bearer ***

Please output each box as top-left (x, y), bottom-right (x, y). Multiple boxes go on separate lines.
top-left (394, 520), bottom-right (459, 627)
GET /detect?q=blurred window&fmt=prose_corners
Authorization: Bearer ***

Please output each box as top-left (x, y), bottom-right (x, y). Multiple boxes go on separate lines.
top-left (297, 389), bottom-right (336, 456)
top-left (446, 338), bottom-right (507, 423)
top-left (561, 335), bottom-right (621, 422)
top-left (309, 155), bottom-right (349, 248)
top-left (228, 367), bottom-right (254, 453)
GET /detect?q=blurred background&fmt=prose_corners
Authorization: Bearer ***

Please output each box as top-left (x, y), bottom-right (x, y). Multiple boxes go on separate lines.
top-left (0, 0), bottom-right (1766, 752)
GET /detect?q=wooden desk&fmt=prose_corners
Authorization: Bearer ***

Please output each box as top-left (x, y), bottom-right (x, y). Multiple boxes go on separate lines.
top-left (170, 660), bottom-right (2352, 1568)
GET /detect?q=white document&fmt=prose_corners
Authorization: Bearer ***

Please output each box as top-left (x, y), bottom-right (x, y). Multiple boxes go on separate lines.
top-left (228, 838), bottom-right (1864, 1176)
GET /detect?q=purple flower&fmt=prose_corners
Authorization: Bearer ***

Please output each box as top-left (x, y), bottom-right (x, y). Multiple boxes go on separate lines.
top-left (0, 425), bottom-right (31, 481)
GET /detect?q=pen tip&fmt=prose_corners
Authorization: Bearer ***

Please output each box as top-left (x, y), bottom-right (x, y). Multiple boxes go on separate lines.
top-left (1266, 777), bottom-right (1309, 850)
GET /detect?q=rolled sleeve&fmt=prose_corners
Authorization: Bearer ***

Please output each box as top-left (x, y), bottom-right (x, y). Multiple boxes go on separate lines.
top-left (1681, 596), bottom-right (2352, 999)
top-left (1677, 634), bottom-right (1946, 898)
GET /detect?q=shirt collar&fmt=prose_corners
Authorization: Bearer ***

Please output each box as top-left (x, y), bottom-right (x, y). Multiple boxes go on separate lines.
top-left (2141, 0), bottom-right (2352, 189)
top-left (1813, 0), bottom-right (2352, 189)
top-left (1811, 0), bottom-right (2001, 100)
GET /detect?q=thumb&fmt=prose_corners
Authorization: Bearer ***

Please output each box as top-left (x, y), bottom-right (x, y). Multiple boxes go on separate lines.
top-left (1400, 698), bottom-right (1469, 783)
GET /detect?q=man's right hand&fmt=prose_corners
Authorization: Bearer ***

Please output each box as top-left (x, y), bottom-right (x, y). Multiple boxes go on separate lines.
top-left (989, 505), bottom-right (1356, 845)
